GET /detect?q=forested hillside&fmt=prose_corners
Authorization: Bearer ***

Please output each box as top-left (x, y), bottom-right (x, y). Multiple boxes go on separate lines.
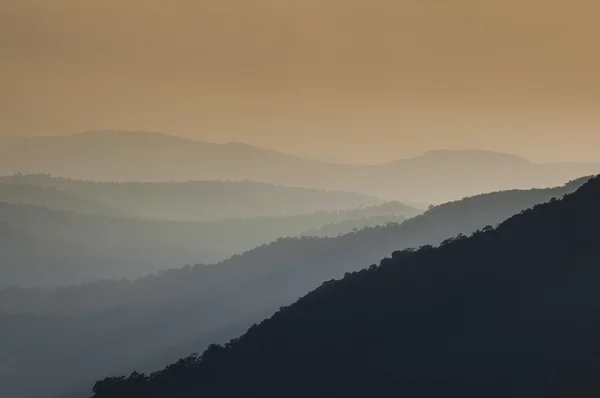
top-left (92, 175), bottom-right (600, 398)
top-left (0, 178), bottom-right (589, 398)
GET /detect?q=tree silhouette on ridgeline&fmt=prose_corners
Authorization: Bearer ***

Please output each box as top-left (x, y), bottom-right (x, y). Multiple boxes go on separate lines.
top-left (91, 175), bottom-right (600, 398)
top-left (0, 177), bottom-right (593, 398)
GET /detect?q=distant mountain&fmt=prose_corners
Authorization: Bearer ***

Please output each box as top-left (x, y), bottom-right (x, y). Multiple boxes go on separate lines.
top-left (0, 174), bottom-right (382, 221)
top-left (0, 182), bottom-right (126, 216)
top-left (0, 219), bottom-right (132, 288)
top-left (0, 130), bottom-right (322, 183)
top-left (0, 203), bottom-right (228, 287)
top-left (2, 131), bottom-right (599, 203)
top-left (91, 175), bottom-right (600, 398)
top-left (300, 214), bottom-right (407, 237)
top-left (373, 149), bottom-right (600, 202)
top-left (0, 177), bottom-right (589, 398)
top-left (0, 200), bottom-right (418, 287)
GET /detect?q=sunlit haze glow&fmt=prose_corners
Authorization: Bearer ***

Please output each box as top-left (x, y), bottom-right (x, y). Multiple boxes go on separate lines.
top-left (2, 0), bottom-right (599, 163)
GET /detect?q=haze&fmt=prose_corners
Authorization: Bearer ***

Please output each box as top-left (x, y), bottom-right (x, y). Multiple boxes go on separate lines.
top-left (2, 3), bottom-right (600, 397)
top-left (2, 0), bottom-right (600, 163)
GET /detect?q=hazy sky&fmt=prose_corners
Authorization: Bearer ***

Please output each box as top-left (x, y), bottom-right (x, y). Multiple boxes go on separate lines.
top-left (2, 0), bottom-right (599, 163)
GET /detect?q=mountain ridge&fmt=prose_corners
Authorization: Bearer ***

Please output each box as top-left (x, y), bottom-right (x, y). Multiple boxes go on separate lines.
top-left (0, 176), bottom-right (592, 398)
top-left (0, 174), bottom-right (383, 221)
top-left (2, 131), bottom-right (599, 203)
top-left (90, 175), bottom-right (600, 398)
top-left (0, 198), bottom-right (419, 287)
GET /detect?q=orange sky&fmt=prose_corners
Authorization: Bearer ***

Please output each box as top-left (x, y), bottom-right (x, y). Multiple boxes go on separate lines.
top-left (2, 0), bottom-right (599, 163)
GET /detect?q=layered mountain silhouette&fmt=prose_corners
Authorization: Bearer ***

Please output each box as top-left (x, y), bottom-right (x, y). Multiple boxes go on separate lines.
top-left (0, 182), bottom-right (126, 216)
top-left (2, 131), bottom-right (599, 203)
top-left (0, 174), bottom-right (382, 221)
top-left (90, 175), bottom-right (600, 398)
top-left (0, 177), bottom-right (589, 398)
top-left (0, 131), bottom-right (320, 185)
top-left (0, 199), bottom-right (417, 287)
top-left (0, 203), bottom-right (227, 287)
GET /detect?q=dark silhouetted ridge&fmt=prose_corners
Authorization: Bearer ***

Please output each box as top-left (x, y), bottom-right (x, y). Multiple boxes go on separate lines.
top-left (0, 177), bottom-right (590, 398)
top-left (91, 176), bottom-right (600, 398)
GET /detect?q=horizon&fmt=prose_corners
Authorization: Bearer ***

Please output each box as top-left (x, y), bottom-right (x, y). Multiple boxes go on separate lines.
top-left (4, 130), bottom-right (600, 165)
top-left (2, 2), bottom-right (600, 398)
top-left (3, 0), bottom-right (600, 164)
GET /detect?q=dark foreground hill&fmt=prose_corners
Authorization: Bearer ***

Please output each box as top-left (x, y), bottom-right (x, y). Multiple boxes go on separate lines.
top-left (0, 177), bottom-right (591, 398)
top-left (92, 175), bottom-right (600, 398)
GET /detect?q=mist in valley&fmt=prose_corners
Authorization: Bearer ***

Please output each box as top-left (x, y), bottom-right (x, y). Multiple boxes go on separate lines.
top-left (3, 1), bottom-right (600, 397)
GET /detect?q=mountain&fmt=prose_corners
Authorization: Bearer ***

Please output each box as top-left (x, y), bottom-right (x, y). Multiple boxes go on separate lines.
top-left (373, 149), bottom-right (599, 201)
top-left (300, 214), bottom-right (407, 237)
top-left (0, 219), bottom-right (132, 288)
top-left (0, 182), bottom-right (126, 216)
top-left (2, 177), bottom-right (587, 313)
top-left (0, 203), bottom-right (226, 287)
top-left (91, 175), bottom-right (600, 398)
top-left (0, 177), bottom-right (589, 398)
top-left (0, 200), bottom-right (418, 287)
top-left (2, 131), bottom-right (599, 203)
top-left (0, 174), bottom-right (382, 221)
top-left (0, 130), bottom-right (323, 183)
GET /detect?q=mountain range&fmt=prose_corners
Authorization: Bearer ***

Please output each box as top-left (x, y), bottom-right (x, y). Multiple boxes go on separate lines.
top-left (2, 131), bottom-right (599, 203)
top-left (0, 176), bottom-right (590, 398)
top-left (90, 174), bottom-right (600, 398)
top-left (0, 174), bottom-right (382, 221)
top-left (0, 199), bottom-right (418, 287)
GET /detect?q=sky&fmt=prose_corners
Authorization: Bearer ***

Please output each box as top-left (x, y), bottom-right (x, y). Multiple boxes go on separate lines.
top-left (2, 0), bottom-right (599, 164)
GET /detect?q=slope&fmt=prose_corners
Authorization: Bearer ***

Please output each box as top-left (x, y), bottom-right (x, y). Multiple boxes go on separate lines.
top-left (0, 200), bottom-right (417, 287)
top-left (2, 177), bottom-right (587, 313)
top-left (0, 174), bottom-right (382, 221)
top-left (92, 175), bottom-right (600, 398)
top-left (0, 177), bottom-right (590, 398)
